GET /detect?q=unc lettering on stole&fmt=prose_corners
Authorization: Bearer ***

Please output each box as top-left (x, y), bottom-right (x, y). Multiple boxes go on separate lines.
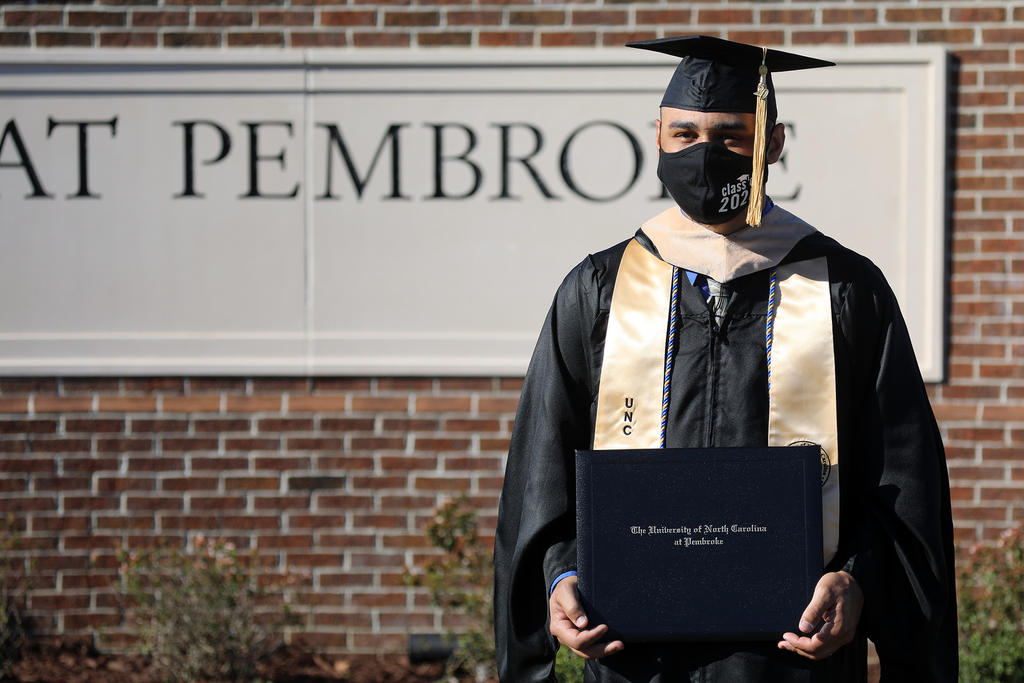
top-left (622, 397), bottom-right (634, 436)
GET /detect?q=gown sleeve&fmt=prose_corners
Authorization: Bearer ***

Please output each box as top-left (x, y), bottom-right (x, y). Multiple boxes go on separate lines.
top-left (493, 258), bottom-right (601, 683)
top-left (838, 261), bottom-right (958, 682)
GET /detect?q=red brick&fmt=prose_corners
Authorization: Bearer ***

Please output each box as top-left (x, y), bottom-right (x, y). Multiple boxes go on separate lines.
top-left (443, 418), bottom-right (501, 432)
top-left (287, 552), bottom-right (342, 566)
top-left (288, 395), bottom-right (348, 412)
top-left (286, 438), bottom-right (342, 451)
top-left (161, 437), bottom-right (218, 452)
top-left (351, 633), bottom-right (405, 651)
top-left (479, 31), bottom-right (533, 47)
top-left (195, 11), bottom-right (253, 26)
top-left (164, 32), bottom-right (222, 48)
top-left (933, 404), bottom-right (977, 421)
top-left (414, 396), bottom-right (470, 412)
top-left (257, 534), bottom-right (313, 549)
top-left (313, 494), bottom-right (373, 509)
top-left (983, 197), bottom-right (1024, 212)
top-left (947, 427), bottom-right (1005, 442)
top-left (948, 466), bottom-right (1004, 480)
top-left (413, 476), bottom-right (471, 491)
top-left (0, 397), bottom-right (27, 413)
top-left (5, 10), bottom-right (63, 26)
top-left (32, 438), bottom-right (91, 453)
top-left (129, 456), bottom-right (185, 472)
top-left (886, 8), bottom-right (941, 22)
top-left (98, 397), bottom-right (156, 412)
top-left (290, 32), bottom-right (348, 47)
top-left (194, 418), bottom-right (250, 433)
top-left (919, 29), bottom-right (975, 44)
top-left (35, 475), bottom-right (90, 490)
top-left (130, 419), bottom-right (187, 436)
top-left (353, 32), bottom-right (411, 47)
top-left (160, 476), bottom-right (218, 491)
top-left (759, 9), bottom-right (813, 24)
top-left (957, 176), bottom-right (1007, 191)
top-left (540, 32), bottom-right (596, 47)
top-left (446, 10), bottom-right (502, 25)
top-left (380, 612), bottom-right (434, 628)
top-left (258, 10), bottom-right (313, 25)
top-left (384, 10), bottom-right (439, 26)
top-left (68, 10), bottom-right (126, 26)
top-left (125, 496), bottom-right (184, 511)
top-left (66, 418), bottom-right (124, 433)
top-left (351, 396), bottom-right (408, 412)
top-left (258, 418), bottom-right (314, 432)
top-left (726, 31), bottom-right (785, 46)
top-left (0, 496), bottom-right (55, 512)
top-left (413, 437), bottom-right (470, 451)
top-left (572, 9), bottom-right (626, 25)
top-left (190, 456), bottom-right (247, 470)
top-left (313, 378), bottom-right (372, 391)
top-left (635, 9), bottom-right (690, 24)
top-left (950, 7), bottom-right (1006, 22)
top-left (0, 34), bottom-right (28, 47)
top-left (226, 476), bottom-right (280, 491)
top-left (697, 9), bottom-right (752, 24)
top-left (320, 417), bottom-right (375, 432)
top-left (222, 438), bottom-right (276, 448)
top-left (225, 395), bottom-right (282, 412)
top-left (792, 30), bottom-right (847, 45)
top-left (0, 379), bottom-right (56, 393)
top-left (378, 455), bottom-right (438, 471)
top-left (130, 10), bottom-right (188, 26)
top-left (0, 419), bottom-right (57, 434)
top-left (480, 437), bottom-right (511, 451)
top-left (959, 49), bottom-right (1011, 65)
top-left (959, 91), bottom-right (1008, 107)
top-left (255, 454), bottom-right (313, 469)
top-left (986, 70), bottom-right (1024, 87)
top-left (221, 515), bottom-right (281, 530)
top-left (980, 487), bottom-right (1024, 501)
top-left (162, 395), bottom-right (220, 413)
top-left (509, 10), bottom-right (563, 25)
top-left (822, 8), bottom-right (876, 23)
top-left (313, 612), bottom-right (374, 627)
top-left (191, 496), bottom-right (246, 511)
top-left (418, 32), bottom-right (473, 47)
top-left (34, 396), bottom-right (92, 413)
top-left (63, 495), bottom-right (118, 511)
top-left (478, 397), bottom-right (518, 413)
top-left (64, 613), bottom-right (121, 630)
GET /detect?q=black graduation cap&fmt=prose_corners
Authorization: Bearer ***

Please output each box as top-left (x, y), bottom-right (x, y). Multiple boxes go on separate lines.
top-left (626, 35), bottom-right (835, 121)
top-left (627, 35), bottom-right (835, 227)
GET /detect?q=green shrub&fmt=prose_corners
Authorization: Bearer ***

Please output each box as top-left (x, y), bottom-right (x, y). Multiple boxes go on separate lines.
top-left (555, 643), bottom-right (585, 683)
top-left (0, 514), bottom-right (27, 676)
top-left (118, 536), bottom-right (302, 682)
top-left (959, 523), bottom-right (1024, 683)
top-left (405, 497), bottom-right (495, 681)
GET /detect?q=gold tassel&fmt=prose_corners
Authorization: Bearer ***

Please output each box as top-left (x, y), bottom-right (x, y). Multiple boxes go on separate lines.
top-left (746, 47), bottom-right (769, 228)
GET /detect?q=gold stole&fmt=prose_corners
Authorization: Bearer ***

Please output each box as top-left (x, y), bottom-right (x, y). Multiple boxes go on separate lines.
top-left (593, 242), bottom-right (840, 565)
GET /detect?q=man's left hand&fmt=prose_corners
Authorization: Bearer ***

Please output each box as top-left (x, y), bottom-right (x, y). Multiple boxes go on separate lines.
top-left (778, 570), bottom-right (863, 661)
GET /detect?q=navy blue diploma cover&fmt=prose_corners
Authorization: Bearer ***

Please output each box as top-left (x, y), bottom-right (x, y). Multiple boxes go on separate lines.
top-left (575, 447), bottom-right (824, 641)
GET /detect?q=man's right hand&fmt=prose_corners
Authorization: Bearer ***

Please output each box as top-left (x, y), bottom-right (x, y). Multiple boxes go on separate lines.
top-left (548, 575), bottom-right (625, 659)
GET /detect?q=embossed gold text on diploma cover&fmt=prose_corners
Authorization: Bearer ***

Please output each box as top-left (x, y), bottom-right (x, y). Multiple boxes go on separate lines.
top-left (575, 447), bottom-right (824, 641)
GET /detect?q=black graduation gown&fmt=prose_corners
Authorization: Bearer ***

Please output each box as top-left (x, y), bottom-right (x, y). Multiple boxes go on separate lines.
top-left (493, 229), bottom-right (958, 682)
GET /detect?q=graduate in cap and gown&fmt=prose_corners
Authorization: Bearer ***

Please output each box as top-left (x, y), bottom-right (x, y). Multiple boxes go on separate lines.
top-left (493, 36), bottom-right (958, 682)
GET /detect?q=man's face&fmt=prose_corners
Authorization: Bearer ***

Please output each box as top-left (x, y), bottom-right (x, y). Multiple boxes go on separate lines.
top-left (656, 108), bottom-right (760, 156)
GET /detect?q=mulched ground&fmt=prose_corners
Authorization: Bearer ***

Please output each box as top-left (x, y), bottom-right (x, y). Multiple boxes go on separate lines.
top-left (3, 640), bottom-right (449, 683)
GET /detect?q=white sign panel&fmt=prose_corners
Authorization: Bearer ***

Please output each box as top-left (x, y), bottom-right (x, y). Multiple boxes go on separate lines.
top-left (0, 48), bottom-right (946, 379)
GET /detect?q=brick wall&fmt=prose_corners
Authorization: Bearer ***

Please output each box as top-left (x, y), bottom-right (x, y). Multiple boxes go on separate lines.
top-left (1, 0), bottom-right (1023, 656)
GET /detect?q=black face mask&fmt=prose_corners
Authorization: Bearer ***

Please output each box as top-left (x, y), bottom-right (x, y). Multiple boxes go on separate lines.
top-left (657, 143), bottom-right (755, 225)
